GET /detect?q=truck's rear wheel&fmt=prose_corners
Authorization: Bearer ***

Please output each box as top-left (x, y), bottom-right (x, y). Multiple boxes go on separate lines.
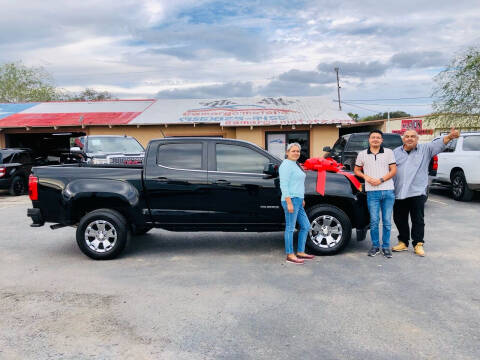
top-left (76, 209), bottom-right (129, 260)
top-left (9, 176), bottom-right (26, 196)
top-left (451, 170), bottom-right (474, 201)
top-left (306, 204), bottom-right (352, 255)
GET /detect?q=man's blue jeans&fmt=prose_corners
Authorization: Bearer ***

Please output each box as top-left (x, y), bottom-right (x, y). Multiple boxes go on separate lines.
top-left (367, 190), bottom-right (395, 249)
top-left (281, 197), bottom-right (310, 254)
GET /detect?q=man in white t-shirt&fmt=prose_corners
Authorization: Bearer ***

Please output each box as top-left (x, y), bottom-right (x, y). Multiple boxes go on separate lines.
top-left (354, 130), bottom-right (397, 258)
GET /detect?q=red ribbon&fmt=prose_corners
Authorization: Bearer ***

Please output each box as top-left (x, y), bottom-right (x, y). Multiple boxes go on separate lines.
top-left (303, 158), bottom-right (362, 196)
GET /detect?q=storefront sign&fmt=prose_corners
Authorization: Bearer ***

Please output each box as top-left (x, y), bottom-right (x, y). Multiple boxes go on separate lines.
top-left (392, 119), bottom-right (433, 135)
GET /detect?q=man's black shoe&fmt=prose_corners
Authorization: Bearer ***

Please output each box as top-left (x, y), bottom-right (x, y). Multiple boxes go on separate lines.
top-left (368, 247), bottom-right (380, 257)
top-left (382, 248), bottom-right (392, 258)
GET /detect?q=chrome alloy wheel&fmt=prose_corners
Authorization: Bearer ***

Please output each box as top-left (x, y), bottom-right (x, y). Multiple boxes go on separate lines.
top-left (309, 215), bottom-right (343, 248)
top-left (84, 220), bottom-right (117, 253)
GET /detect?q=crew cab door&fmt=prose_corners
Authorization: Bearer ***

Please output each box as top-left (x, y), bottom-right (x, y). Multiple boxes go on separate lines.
top-left (144, 140), bottom-right (210, 224)
top-left (206, 141), bottom-right (283, 226)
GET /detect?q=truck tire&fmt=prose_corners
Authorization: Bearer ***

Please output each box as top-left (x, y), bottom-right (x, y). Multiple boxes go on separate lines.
top-left (76, 209), bottom-right (130, 260)
top-left (9, 176), bottom-right (27, 196)
top-left (451, 170), bottom-right (474, 202)
top-left (305, 204), bottom-right (352, 255)
top-left (133, 225), bottom-right (153, 236)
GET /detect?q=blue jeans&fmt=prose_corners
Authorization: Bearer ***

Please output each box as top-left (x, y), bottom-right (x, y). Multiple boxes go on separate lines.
top-left (367, 190), bottom-right (395, 249)
top-left (281, 197), bottom-right (310, 254)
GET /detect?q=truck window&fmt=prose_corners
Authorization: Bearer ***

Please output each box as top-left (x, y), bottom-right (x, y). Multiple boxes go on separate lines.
top-left (16, 152), bottom-right (32, 164)
top-left (157, 143), bottom-right (203, 170)
top-left (382, 134), bottom-right (403, 149)
top-left (0, 151), bottom-right (15, 164)
top-left (444, 138), bottom-right (457, 152)
top-left (216, 144), bottom-right (270, 174)
top-left (463, 136), bottom-right (480, 151)
top-left (345, 136), bottom-right (368, 152)
top-left (331, 137), bottom-right (347, 154)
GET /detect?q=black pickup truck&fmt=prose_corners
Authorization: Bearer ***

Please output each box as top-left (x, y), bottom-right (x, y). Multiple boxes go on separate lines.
top-left (27, 137), bottom-right (369, 260)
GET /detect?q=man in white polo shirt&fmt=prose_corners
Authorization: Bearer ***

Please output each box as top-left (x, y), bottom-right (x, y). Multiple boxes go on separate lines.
top-left (354, 130), bottom-right (397, 258)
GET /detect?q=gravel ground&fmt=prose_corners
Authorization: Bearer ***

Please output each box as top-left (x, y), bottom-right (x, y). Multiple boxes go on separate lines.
top-left (0, 189), bottom-right (479, 359)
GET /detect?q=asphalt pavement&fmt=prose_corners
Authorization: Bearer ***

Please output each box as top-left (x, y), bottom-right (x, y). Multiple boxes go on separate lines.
top-left (0, 189), bottom-right (479, 359)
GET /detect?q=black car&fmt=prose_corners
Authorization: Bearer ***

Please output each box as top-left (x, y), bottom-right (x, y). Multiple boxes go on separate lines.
top-left (27, 137), bottom-right (370, 260)
top-left (0, 148), bottom-right (35, 195)
top-left (323, 132), bottom-right (403, 170)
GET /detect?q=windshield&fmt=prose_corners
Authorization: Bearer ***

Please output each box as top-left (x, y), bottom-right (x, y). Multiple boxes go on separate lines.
top-left (0, 151), bottom-right (15, 164)
top-left (87, 137), bottom-right (144, 153)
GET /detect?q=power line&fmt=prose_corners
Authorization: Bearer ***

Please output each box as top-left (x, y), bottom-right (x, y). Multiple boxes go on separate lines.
top-left (345, 103), bottom-right (433, 107)
top-left (342, 96), bottom-right (433, 101)
top-left (340, 101), bottom-right (379, 114)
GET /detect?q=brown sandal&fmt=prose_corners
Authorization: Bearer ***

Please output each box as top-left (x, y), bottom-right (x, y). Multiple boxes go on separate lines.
top-left (286, 257), bottom-right (304, 264)
top-left (297, 254), bottom-right (315, 260)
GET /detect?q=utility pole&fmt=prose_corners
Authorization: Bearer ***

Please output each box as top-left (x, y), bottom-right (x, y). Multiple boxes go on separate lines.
top-left (387, 110), bottom-right (390, 132)
top-left (334, 67), bottom-right (342, 111)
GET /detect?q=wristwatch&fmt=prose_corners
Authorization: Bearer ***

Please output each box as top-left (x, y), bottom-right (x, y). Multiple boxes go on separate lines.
top-left (380, 177), bottom-right (385, 183)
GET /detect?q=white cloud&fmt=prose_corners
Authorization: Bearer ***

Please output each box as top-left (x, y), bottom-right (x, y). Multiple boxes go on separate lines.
top-left (0, 0), bottom-right (479, 116)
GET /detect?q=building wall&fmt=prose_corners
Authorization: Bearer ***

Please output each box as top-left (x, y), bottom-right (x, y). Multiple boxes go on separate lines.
top-left (311, 125), bottom-right (339, 157)
top-left (235, 127), bottom-right (265, 147)
top-left (385, 118), bottom-right (433, 143)
top-left (88, 124), bottom-right (236, 147)
top-left (235, 125), bottom-right (339, 158)
top-left (1, 123), bottom-right (340, 159)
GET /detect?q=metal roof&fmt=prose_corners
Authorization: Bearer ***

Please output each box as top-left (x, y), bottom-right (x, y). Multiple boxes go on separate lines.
top-left (131, 96), bottom-right (353, 126)
top-left (0, 96), bottom-right (353, 128)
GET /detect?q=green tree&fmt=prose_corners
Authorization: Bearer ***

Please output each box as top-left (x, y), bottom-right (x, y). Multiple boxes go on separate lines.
top-left (426, 47), bottom-right (480, 127)
top-left (66, 88), bottom-right (116, 101)
top-left (347, 112), bottom-right (359, 121)
top-left (0, 62), bottom-right (60, 102)
top-left (360, 111), bottom-right (410, 122)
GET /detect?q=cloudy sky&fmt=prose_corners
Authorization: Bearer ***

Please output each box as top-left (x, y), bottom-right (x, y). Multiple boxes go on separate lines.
top-left (1, 0), bottom-right (479, 116)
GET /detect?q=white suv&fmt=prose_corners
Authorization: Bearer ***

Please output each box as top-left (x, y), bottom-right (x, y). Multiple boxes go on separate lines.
top-left (431, 133), bottom-right (480, 201)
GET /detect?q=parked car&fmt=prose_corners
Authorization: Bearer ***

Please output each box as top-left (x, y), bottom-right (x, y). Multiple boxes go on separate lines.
top-left (431, 132), bottom-right (480, 201)
top-left (0, 148), bottom-right (35, 195)
top-left (71, 135), bottom-right (145, 165)
top-left (27, 137), bottom-right (369, 260)
top-left (323, 132), bottom-right (403, 170)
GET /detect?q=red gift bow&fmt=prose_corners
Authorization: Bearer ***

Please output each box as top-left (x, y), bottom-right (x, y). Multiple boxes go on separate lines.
top-left (303, 158), bottom-right (362, 196)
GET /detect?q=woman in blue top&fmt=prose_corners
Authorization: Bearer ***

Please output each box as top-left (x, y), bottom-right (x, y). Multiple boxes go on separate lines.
top-left (279, 143), bottom-right (315, 264)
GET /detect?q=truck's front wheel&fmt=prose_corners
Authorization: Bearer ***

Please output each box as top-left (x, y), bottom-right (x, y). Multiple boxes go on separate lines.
top-left (76, 209), bottom-right (129, 260)
top-left (306, 204), bottom-right (352, 255)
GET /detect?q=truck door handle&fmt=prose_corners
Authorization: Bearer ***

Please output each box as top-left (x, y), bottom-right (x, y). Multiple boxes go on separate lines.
top-left (155, 177), bottom-right (169, 182)
top-left (214, 179), bottom-right (230, 185)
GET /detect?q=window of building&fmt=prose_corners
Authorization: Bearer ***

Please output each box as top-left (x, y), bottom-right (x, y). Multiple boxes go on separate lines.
top-left (265, 131), bottom-right (309, 162)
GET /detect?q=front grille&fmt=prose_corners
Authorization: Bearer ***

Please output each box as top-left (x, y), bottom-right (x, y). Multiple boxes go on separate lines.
top-left (108, 156), bottom-right (144, 165)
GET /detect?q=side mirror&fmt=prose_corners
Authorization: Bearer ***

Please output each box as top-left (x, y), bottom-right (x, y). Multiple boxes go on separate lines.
top-left (263, 163), bottom-right (278, 176)
top-left (323, 146), bottom-right (332, 152)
